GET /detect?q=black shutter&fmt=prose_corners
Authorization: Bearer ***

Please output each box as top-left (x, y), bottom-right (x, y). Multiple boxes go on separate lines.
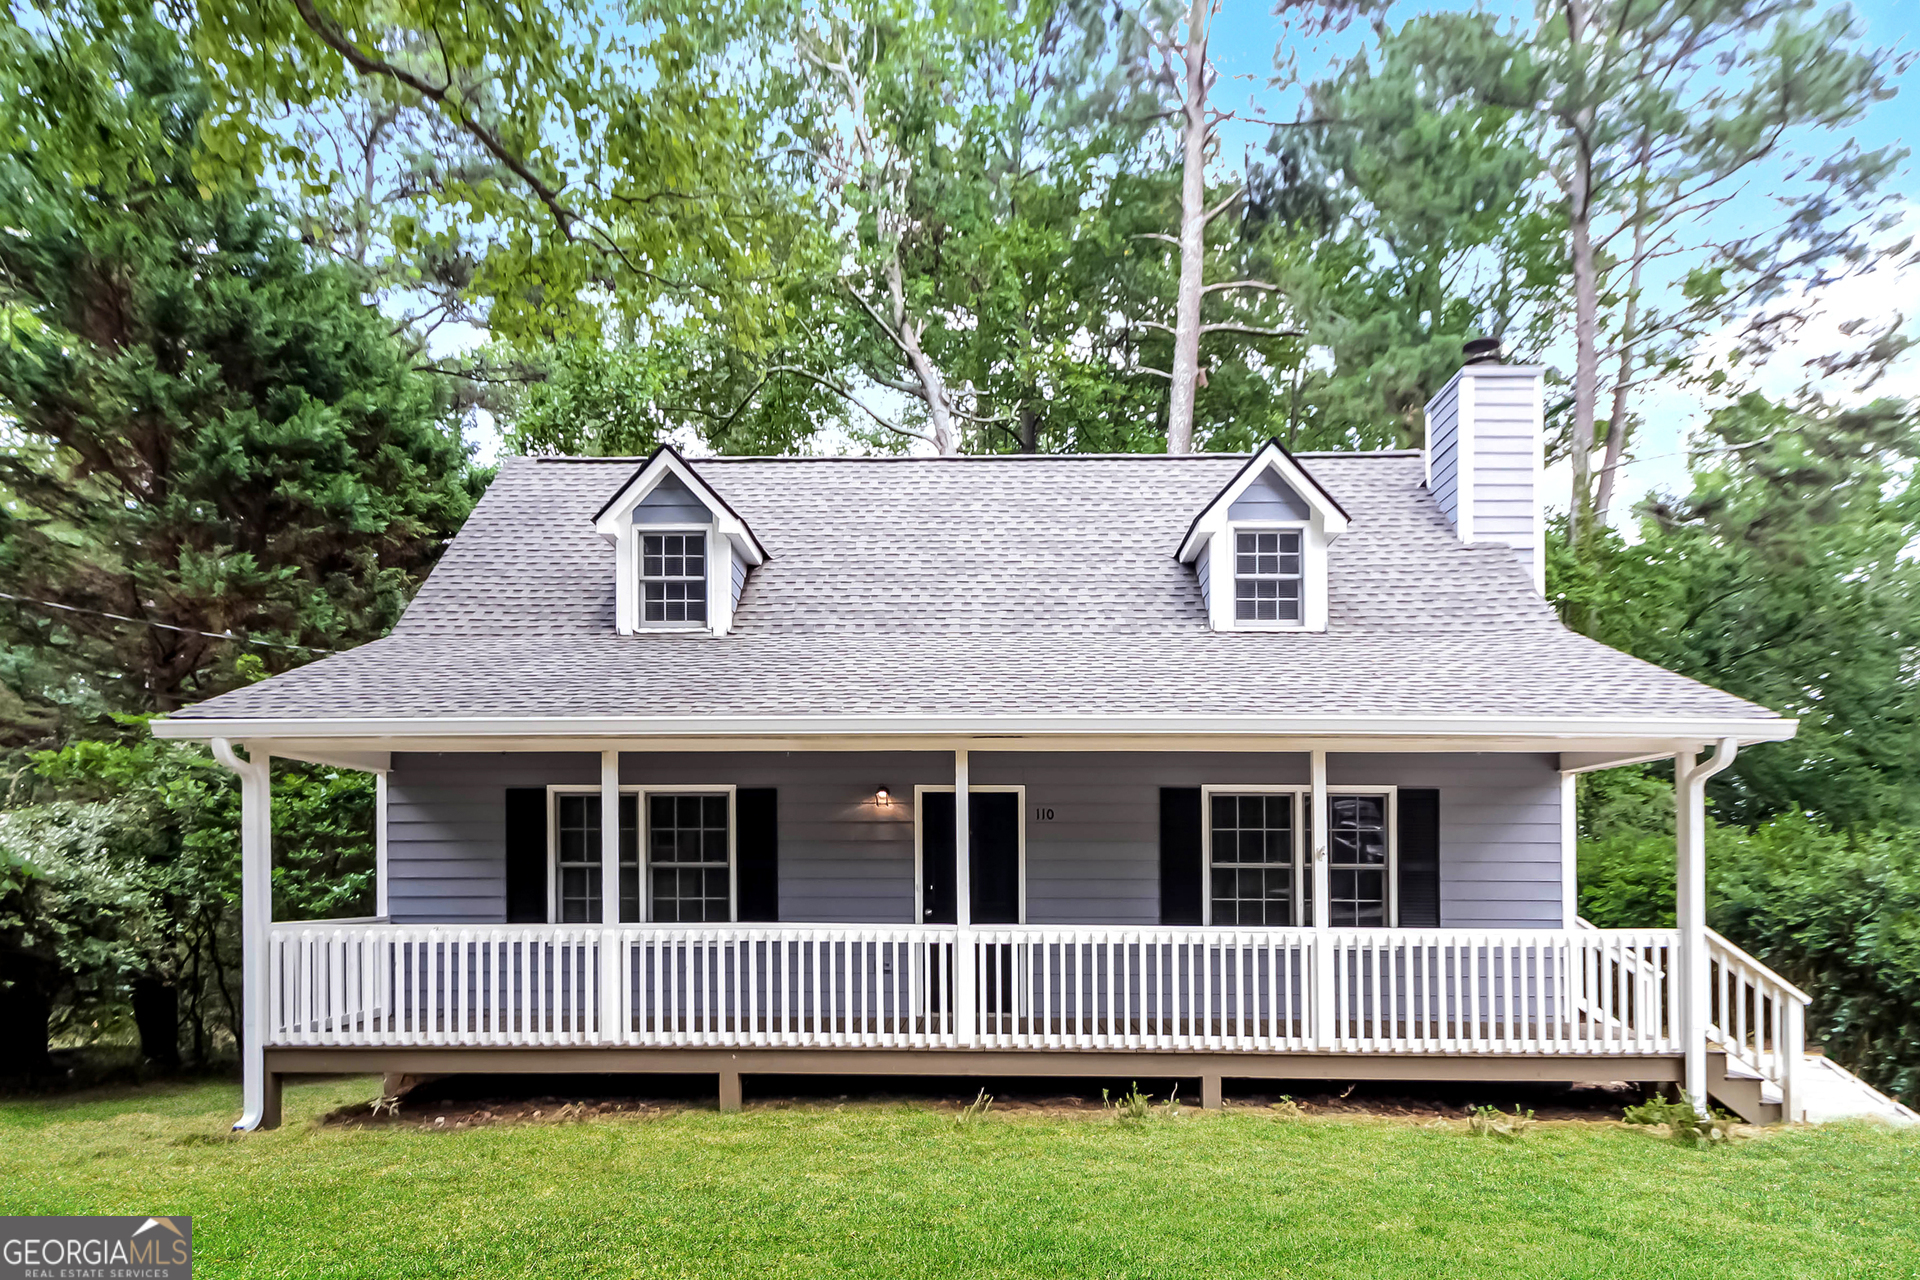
top-left (736, 788), bottom-right (779, 922)
top-left (504, 788), bottom-right (547, 923)
top-left (1160, 787), bottom-right (1203, 925)
top-left (1397, 788), bottom-right (1441, 927)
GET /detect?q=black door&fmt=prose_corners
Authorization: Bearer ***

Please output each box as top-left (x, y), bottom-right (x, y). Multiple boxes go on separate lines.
top-left (920, 791), bottom-right (1021, 924)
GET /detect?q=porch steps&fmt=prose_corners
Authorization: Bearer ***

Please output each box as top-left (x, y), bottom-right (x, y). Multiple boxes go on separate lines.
top-left (1706, 1049), bottom-right (1918, 1126)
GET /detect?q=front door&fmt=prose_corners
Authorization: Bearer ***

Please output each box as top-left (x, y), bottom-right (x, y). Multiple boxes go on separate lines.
top-left (920, 791), bottom-right (1021, 924)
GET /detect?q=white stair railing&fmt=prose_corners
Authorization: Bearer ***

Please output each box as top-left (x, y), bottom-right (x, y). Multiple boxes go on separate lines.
top-left (1704, 927), bottom-right (1810, 1119)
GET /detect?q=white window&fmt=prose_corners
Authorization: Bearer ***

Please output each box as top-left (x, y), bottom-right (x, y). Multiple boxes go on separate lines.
top-left (641, 532), bottom-right (707, 626)
top-left (552, 793), bottom-right (637, 923)
top-left (646, 793), bottom-right (732, 922)
top-left (550, 787), bottom-right (734, 922)
top-left (1233, 529), bottom-right (1302, 623)
top-left (1209, 792), bottom-right (1298, 926)
top-left (1326, 793), bottom-right (1391, 927)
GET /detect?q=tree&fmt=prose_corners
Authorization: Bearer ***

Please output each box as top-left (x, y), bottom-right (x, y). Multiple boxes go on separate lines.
top-left (0, 18), bottom-right (476, 716)
top-left (1271, 27), bottom-right (1564, 447)
top-left (1373, 1), bottom-right (1909, 544)
top-left (1553, 393), bottom-right (1920, 829)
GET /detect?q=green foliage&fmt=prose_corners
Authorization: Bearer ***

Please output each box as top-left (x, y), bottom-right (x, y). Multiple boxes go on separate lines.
top-left (1554, 394), bottom-right (1920, 828)
top-left (1621, 1095), bottom-right (1735, 1147)
top-left (1581, 809), bottom-right (1920, 1100)
top-left (0, 14), bottom-right (476, 718)
top-left (0, 724), bottom-right (376, 1063)
top-left (1466, 1104), bottom-right (1535, 1140)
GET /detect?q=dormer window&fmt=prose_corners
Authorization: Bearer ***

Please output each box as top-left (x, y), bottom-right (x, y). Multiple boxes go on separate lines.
top-left (641, 532), bottom-right (708, 626)
top-left (1234, 530), bottom-right (1302, 624)
top-left (1176, 439), bottom-right (1349, 633)
top-left (592, 446), bottom-right (768, 637)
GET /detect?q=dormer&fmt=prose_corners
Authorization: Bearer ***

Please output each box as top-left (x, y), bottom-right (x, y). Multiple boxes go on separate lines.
top-left (592, 447), bottom-right (768, 636)
top-left (1176, 440), bottom-right (1350, 632)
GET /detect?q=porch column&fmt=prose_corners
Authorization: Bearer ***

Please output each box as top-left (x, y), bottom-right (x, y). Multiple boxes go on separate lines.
top-left (953, 747), bottom-right (975, 1047)
top-left (375, 772), bottom-right (390, 920)
top-left (1676, 738), bottom-right (1737, 1112)
top-left (212, 739), bottom-right (275, 1131)
top-left (1309, 749), bottom-right (1332, 1049)
top-left (600, 750), bottom-right (623, 1043)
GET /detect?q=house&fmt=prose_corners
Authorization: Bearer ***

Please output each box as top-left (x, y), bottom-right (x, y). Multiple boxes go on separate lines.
top-left (154, 351), bottom-right (1819, 1131)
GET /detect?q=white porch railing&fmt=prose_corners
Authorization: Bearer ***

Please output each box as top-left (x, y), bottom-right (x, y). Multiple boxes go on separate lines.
top-left (266, 923), bottom-right (1689, 1058)
top-left (1706, 927), bottom-right (1809, 1115)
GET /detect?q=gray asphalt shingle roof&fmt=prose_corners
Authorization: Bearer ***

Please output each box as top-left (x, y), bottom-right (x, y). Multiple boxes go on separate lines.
top-left (170, 451), bottom-right (1777, 723)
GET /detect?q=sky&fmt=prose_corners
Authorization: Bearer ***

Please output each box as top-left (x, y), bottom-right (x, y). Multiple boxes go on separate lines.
top-left (1206, 0), bottom-right (1920, 515)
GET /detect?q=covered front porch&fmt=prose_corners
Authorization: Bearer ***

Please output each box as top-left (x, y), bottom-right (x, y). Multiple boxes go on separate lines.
top-left (172, 724), bottom-right (1805, 1129)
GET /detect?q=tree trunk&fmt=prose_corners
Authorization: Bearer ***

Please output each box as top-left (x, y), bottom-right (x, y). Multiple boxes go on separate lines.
top-left (1594, 142), bottom-right (1653, 525)
top-left (132, 977), bottom-right (181, 1068)
top-left (1018, 404), bottom-right (1039, 453)
top-left (1563, 0), bottom-right (1600, 545)
top-left (1166, 0), bottom-right (1213, 455)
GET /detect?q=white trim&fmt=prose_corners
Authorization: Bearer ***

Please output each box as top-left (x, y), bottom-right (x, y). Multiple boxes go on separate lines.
top-left (546, 783), bottom-right (738, 924)
top-left (153, 712), bottom-right (1799, 744)
top-left (1177, 440), bottom-right (1350, 562)
top-left (594, 449), bottom-right (763, 637)
top-left (1530, 372), bottom-right (1546, 594)
top-left (1199, 784), bottom-right (1397, 928)
top-left (1560, 771), bottom-right (1577, 928)
top-left (912, 783), bottom-right (1026, 925)
top-left (633, 523), bottom-right (719, 634)
top-left (1456, 373), bottom-right (1476, 543)
top-left (1215, 521), bottom-right (1317, 632)
top-left (375, 772), bottom-right (389, 919)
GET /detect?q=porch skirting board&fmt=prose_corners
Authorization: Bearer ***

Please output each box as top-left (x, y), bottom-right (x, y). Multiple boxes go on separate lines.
top-left (258, 1046), bottom-right (1683, 1128)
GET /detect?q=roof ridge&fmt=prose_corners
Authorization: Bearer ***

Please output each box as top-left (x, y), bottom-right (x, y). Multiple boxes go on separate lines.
top-left (527, 450), bottom-right (1423, 464)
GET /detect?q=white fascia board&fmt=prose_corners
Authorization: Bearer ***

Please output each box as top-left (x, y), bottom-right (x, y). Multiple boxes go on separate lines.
top-left (592, 448), bottom-right (765, 565)
top-left (1177, 441), bottom-right (1349, 563)
top-left (152, 711), bottom-right (1800, 744)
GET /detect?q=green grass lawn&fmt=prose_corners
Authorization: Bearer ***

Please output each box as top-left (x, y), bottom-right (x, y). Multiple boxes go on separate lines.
top-left (2, 1078), bottom-right (1917, 1279)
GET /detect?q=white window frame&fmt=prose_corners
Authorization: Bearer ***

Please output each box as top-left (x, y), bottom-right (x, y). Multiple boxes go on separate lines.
top-left (546, 784), bottom-right (737, 924)
top-left (1200, 784), bottom-right (1398, 927)
top-left (912, 784), bottom-right (1026, 925)
top-left (1224, 522), bottom-right (1310, 632)
top-left (635, 524), bottom-right (717, 633)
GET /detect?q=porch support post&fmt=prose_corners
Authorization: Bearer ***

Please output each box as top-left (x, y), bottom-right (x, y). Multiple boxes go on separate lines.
top-left (600, 750), bottom-right (623, 1044)
top-left (1309, 749), bottom-right (1332, 1050)
top-left (212, 739), bottom-right (273, 1131)
top-left (1676, 737), bottom-right (1737, 1113)
top-left (954, 747), bottom-right (974, 1047)
top-left (1559, 771), bottom-right (1577, 928)
top-left (375, 772), bottom-right (390, 920)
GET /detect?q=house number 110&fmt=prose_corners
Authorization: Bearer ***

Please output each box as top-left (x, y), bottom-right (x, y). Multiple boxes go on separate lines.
top-left (1032, 806), bottom-right (1056, 822)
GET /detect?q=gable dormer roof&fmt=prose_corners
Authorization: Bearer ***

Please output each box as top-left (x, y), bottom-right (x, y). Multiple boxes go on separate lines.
top-left (1175, 438), bottom-right (1349, 563)
top-left (592, 444), bottom-right (769, 565)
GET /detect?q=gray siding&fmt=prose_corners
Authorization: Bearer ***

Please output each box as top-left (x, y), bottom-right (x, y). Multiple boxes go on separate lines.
top-left (632, 472), bottom-right (711, 525)
top-left (383, 751), bottom-right (1564, 928)
top-left (1195, 541), bottom-right (1211, 614)
top-left (1465, 370), bottom-right (1539, 580)
top-left (1328, 752), bottom-right (1564, 928)
top-left (1426, 379), bottom-right (1461, 526)
top-left (730, 544), bottom-right (747, 610)
top-left (1226, 468), bottom-right (1311, 521)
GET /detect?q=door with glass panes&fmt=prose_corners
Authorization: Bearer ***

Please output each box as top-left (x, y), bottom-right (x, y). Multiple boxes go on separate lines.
top-left (1204, 788), bottom-right (1395, 926)
top-left (552, 790), bottom-right (733, 923)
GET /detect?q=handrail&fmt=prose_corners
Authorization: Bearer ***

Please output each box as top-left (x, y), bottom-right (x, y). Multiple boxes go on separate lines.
top-left (1704, 926), bottom-right (1811, 1005)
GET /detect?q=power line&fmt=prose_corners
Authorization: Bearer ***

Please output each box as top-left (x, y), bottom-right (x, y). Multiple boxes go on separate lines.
top-left (0, 590), bottom-right (341, 655)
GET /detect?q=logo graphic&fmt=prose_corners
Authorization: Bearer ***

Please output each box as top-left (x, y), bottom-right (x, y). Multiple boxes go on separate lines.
top-left (0, 1215), bottom-right (192, 1278)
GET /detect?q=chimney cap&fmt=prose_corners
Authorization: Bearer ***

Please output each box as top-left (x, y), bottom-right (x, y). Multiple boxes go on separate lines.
top-left (1462, 336), bottom-right (1503, 365)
